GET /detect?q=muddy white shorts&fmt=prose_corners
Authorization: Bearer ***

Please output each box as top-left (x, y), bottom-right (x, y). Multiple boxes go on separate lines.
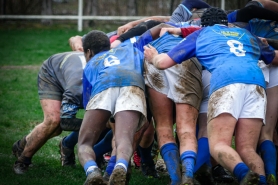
top-left (144, 58), bottom-right (202, 110)
top-left (86, 86), bottom-right (147, 129)
top-left (207, 83), bottom-right (266, 124)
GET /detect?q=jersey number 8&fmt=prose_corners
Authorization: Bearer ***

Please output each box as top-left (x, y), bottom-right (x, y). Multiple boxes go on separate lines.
top-left (227, 40), bottom-right (246, 57)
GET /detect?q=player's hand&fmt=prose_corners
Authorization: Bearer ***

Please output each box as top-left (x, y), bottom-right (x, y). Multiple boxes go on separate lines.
top-left (259, 37), bottom-right (269, 46)
top-left (117, 23), bottom-right (133, 35)
top-left (110, 40), bottom-right (122, 48)
top-left (144, 44), bottom-right (158, 64)
top-left (159, 28), bottom-right (181, 37)
top-left (69, 36), bottom-right (84, 52)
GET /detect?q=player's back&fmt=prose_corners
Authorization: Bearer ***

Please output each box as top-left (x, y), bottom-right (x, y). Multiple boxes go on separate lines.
top-left (195, 25), bottom-right (265, 94)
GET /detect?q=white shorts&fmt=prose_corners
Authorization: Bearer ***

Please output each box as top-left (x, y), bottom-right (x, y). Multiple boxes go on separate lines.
top-left (267, 64), bottom-right (278, 89)
top-left (258, 60), bottom-right (269, 84)
top-left (86, 86), bottom-right (147, 129)
top-left (199, 70), bottom-right (211, 114)
top-left (144, 58), bottom-right (202, 109)
top-left (207, 83), bottom-right (266, 124)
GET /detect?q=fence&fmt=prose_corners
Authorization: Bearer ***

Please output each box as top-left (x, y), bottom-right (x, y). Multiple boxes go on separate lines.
top-left (0, 0), bottom-right (226, 31)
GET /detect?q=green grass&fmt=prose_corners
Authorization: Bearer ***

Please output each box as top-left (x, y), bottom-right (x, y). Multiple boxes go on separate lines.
top-left (0, 25), bottom-right (170, 185)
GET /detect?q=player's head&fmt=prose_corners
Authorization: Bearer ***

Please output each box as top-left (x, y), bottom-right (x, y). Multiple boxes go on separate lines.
top-left (83, 30), bottom-right (110, 61)
top-left (201, 7), bottom-right (228, 27)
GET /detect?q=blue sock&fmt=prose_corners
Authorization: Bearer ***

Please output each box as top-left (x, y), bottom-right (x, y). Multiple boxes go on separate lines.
top-left (259, 140), bottom-right (276, 177)
top-left (138, 141), bottom-right (154, 164)
top-left (194, 137), bottom-right (210, 172)
top-left (233, 162), bottom-right (249, 182)
top-left (105, 155), bottom-right (116, 175)
top-left (93, 130), bottom-right (113, 158)
top-left (84, 160), bottom-right (97, 176)
top-left (160, 143), bottom-right (181, 185)
top-left (115, 158), bottom-right (129, 171)
top-left (63, 131), bottom-right (78, 150)
top-left (180, 151), bottom-right (197, 178)
top-left (259, 175), bottom-right (267, 184)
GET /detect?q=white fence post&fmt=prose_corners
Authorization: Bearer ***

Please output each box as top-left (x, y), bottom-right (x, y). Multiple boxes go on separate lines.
top-left (221, 0), bottom-right (225, 10)
top-left (78, 0), bottom-right (83, 32)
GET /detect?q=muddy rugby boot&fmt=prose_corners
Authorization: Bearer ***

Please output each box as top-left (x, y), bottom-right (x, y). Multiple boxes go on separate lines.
top-left (59, 137), bottom-right (75, 166)
top-left (13, 160), bottom-right (30, 175)
top-left (141, 162), bottom-right (160, 178)
top-left (194, 164), bottom-right (215, 185)
top-left (267, 174), bottom-right (277, 185)
top-left (109, 166), bottom-right (127, 185)
top-left (12, 136), bottom-right (27, 158)
top-left (239, 171), bottom-right (260, 185)
top-left (84, 167), bottom-right (107, 185)
top-left (212, 164), bottom-right (235, 183)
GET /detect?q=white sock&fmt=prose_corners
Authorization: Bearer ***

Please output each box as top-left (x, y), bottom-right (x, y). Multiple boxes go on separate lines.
top-left (86, 166), bottom-right (98, 176)
top-left (115, 163), bottom-right (127, 172)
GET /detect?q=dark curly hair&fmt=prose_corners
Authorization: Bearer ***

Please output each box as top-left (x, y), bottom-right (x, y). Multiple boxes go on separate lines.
top-left (82, 30), bottom-right (110, 56)
top-left (201, 7), bottom-right (228, 27)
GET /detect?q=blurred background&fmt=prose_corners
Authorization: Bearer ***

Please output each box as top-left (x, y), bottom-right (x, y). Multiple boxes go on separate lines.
top-left (1, 0), bottom-right (277, 31)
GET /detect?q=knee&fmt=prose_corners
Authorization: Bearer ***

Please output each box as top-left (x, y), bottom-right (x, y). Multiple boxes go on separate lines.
top-left (237, 146), bottom-right (255, 158)
top-left (43, 114), bottom-right (61, 130)
top-left (209, 142), bottom-right (226, 158)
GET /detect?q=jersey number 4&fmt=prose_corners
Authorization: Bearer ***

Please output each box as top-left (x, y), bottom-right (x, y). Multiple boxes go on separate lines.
top-left (227, 40), bottom-right (246, 57)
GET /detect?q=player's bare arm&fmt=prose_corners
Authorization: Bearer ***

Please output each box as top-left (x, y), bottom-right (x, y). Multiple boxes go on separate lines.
top-left (144, 44), bottom-right (176, 70)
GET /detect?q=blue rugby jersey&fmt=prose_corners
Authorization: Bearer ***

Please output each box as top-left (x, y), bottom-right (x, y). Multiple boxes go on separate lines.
top-left (83, 37), bottom-right (147, 107)
top-left (167, 24), bottom-right (275, 95)
top-left (150, 32), bottom-right (183, 54)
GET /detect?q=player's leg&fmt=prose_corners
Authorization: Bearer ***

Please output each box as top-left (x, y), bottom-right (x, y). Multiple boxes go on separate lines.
top-left (13, 99), bottom-right (61, 174)
top-left (103, 120), bottom-right (117, 181)
top-left (255, 0), bottom-right (278, 12)
top-left (78, 109), bottom-right (110, 185)
top-left (235, 118), bottom-right (266, 183)
top-left (109, 110), bottom-right (140, 185)
top-left (138, 121), bottom-right (159, 178)
top-left (175, 103), bottom-right (198, 184)
top-left (147, 87), bottom-right (182, 185)
top-left (258, 65), bottom-right (278, 184)
top-left (109, 86), bottom-right (147, 185)
top-left (208, 84), bottom-right (263, 184)
top-left (208, 113), bottom-right (260, 185)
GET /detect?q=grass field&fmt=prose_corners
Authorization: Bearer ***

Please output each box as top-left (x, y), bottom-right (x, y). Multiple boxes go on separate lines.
top-left (0, 23), bottom-right (173, 185)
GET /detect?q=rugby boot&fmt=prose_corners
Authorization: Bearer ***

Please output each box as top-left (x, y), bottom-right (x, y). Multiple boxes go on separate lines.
top-left (103, 171), bottom-right (110, 183)
top-left (84, 167), bottom-right (107, 185)
top-left (13, 159), bottom-right (31, 175)
top-left (239, 171), bottom-right (260, 185)
top-left (59, 137), bottom-right (75, 166)
top-left (12, 136), bottom-right (27, 158)
top-left (212, 164), bottom-right (235, 183)
top-left (194, 164), bottom-right (215, 185)
top-left (267, 174), bottom-right (277, 185)
top-left (141, 162), bottom-right (160, 178)
top-left (109, 166), bottom-right (127, 185)
top-left (181, 175), bottom-right (194, 185)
